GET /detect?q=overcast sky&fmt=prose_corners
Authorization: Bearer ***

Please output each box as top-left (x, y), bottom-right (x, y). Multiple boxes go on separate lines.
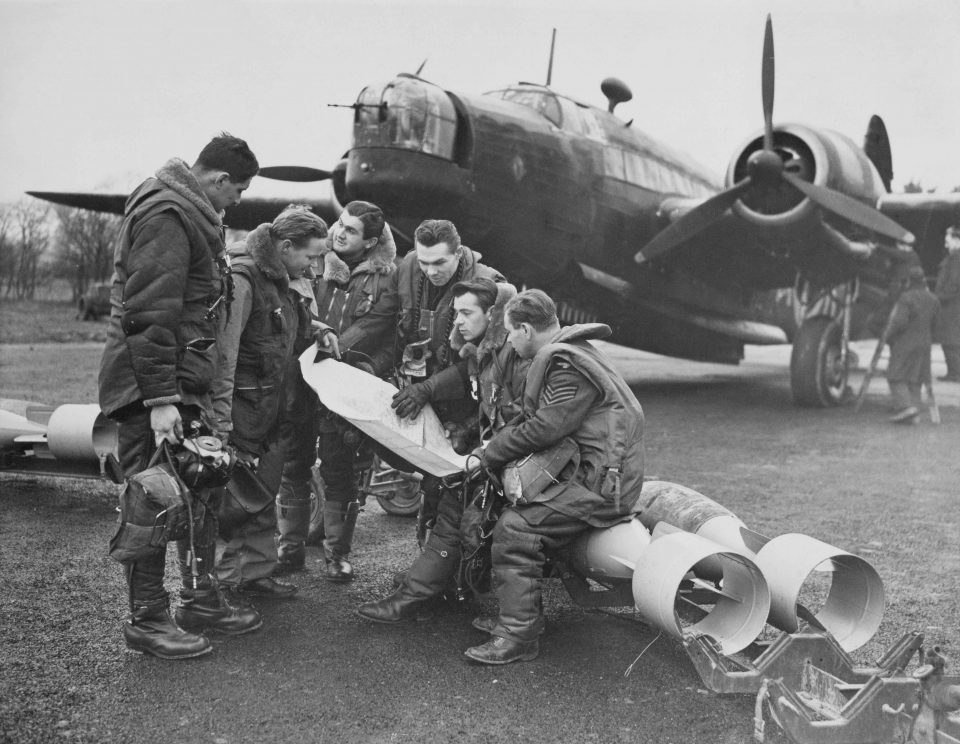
top-left (2, 0), bottom-right (959, 206)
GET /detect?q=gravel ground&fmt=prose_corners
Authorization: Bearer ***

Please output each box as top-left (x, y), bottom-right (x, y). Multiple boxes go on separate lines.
top-left (1, 342), bottom-right (957, 743)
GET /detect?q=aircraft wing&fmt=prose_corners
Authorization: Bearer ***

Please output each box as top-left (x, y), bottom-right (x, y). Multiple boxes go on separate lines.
top-left (878, 192), bottom-right (960, 258)
top-left (222, 197), bottom-right (340, 232)
top-left (26, 192), bottom-right (342, 233)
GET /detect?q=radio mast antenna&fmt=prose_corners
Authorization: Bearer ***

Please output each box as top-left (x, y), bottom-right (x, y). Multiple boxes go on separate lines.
top-left (546, 28), bottom-right (556, 86)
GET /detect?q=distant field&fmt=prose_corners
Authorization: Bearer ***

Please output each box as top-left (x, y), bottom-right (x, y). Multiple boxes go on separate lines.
top-left (0, 300), bottom-right (105, 404)
top-left (0, 298), bottom-right (108, 344)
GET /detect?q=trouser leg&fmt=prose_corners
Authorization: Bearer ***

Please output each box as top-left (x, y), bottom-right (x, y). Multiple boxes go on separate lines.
top-left (942, 344), bottom-right (960, 378)
top-left (116, 411), bottom-right (155, 478)
top-left (276, 478), bottom-right (312, 568)
top-left (126, 548), bottom-right (168, 616)
top-left (216, 444), bottom-right (284, 586)
top-left (175, 509), bottom-right (263, 635)
top-left (216, 505), bottom-right (279, 585)
top-left (888, 380), bottom-right (913, 411)
top-left (489, 507), bottom-right (590, 643)
top-left (908, 382), bottom-right (923, 409)
top-left (115, 409), bottom-right (211, 658)
top-left (318, 428), bottom-right (361, 581)
top-left (276, 387), bottom-right (319, 563)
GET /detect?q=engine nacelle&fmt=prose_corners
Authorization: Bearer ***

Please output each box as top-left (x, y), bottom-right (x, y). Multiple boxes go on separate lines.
top-left (727, 124), bottom-right (888, 229)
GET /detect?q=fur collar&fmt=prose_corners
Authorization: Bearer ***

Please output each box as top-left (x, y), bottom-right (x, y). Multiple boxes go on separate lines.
top-left (450, 282), bottom-right (517, 363)
top-left (320, 226), bottom-right (397, 285)
top-left (227, 223), bottom-right (288, 283)
top-left (154, 158), bottom-right (221, 228)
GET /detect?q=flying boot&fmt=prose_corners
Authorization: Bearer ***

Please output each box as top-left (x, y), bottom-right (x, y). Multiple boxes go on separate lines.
top-left (174, 538), bottom-right (262, 635)
top-left (275, 476), bottom-right (312, 574)
top-left (464, 567), bottom-right (542, 665)
top-left (357, 536), bottom-right (459, 623)
top-left (322, 498), bottom-right (360, 583)
top-left (122, 552), bottom-right (211, 660)
top-left (471, 613), bottom-right (545, 636)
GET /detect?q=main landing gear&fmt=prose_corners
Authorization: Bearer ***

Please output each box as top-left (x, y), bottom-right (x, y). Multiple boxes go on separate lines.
top-left (789, 280), bottom-right (857, 407)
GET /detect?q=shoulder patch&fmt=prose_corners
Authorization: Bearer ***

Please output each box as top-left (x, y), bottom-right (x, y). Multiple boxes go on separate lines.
top-left (541, 365), bottom-right (580, 406)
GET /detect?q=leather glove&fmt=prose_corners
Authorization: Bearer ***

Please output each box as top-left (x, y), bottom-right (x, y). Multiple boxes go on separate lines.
top-left (233, 447), bottom-right (260, 470)
top-left (312, 324), bottom-right (341, 359)
top-left (391, 383), bottom-right (431, 419)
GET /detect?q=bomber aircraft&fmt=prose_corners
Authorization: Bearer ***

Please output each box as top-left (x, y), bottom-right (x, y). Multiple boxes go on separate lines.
top-left (29, 17), bottom-right (960, 407)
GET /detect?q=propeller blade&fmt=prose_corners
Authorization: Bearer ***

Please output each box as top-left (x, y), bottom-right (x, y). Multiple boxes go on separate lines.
top-left (761, 15), bottom-right (775, 152)
top-left (26, 191), bottom-right (127, 215)
top-left (635, 179), bottom-right (752, 263)
top-left (258, 166), bottom-right (332, 183)
top-left (782, 172), bottom-right (914, 244)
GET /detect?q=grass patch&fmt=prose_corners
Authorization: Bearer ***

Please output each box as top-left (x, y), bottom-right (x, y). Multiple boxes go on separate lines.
top-left (0, 343), bottom-right (101, 404)
top-left (0, 299), bottom-right (108, 344)
top-left (0, 300), bottom-right (105, 404)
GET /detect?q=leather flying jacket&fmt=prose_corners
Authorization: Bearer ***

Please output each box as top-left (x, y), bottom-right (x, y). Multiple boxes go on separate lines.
top-left (99, 158), bottom-right (228, 418)
top-left (314, 228), bottom-right (399, 376)
top-left (210, 224), bottom-right (301, 455)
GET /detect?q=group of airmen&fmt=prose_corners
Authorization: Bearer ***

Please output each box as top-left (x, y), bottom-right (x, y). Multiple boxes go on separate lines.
top-left (102, 134), bottom-right (646, 666)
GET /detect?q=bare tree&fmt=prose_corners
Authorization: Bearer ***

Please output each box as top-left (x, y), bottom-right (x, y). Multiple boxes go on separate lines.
top-left (0, 207), bottom-right (13, 295)
top-left (52, 206), bottom-right (120, 298)
top-left (1, 200), bottom-right (51, 299)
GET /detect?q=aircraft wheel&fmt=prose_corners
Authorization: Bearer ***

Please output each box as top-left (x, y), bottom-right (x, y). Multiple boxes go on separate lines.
top-left (375, 482), bottom-right (422, 517)
top-left (789, 316), bottom-right (847, 407)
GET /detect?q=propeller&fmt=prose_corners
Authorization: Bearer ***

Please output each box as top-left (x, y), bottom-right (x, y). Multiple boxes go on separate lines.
top-left (258, 166), bottom-right (332, 183)
top-left (636, 15), bottom-right (913, 265)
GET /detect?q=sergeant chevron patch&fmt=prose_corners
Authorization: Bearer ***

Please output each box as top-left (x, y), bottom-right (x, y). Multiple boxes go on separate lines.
top-left (542, 382), bottom-right (578, 406)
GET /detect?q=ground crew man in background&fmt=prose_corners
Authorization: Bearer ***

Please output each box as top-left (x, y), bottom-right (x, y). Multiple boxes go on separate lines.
top-left (358, 277), bottom-right (527, 623)
top-left (99, 134), bottom-right (261, 659)
top-left (886, 265), bottom-right (939, 423)
top-left (210, 205), bottom-right (329, 606)
top-left (464, 289), bottom-right (645, 665)
top-left (934, 225), bottom-right (960, 382)
top-left (275, 200), bottom-right (398, 582)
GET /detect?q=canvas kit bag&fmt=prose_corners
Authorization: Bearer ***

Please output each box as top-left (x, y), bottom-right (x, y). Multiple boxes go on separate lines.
top-left (501, 437), bottom-right (580, 505)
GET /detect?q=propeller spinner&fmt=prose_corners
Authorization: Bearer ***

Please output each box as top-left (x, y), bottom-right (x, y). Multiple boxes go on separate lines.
top-left (636, 15), bottom-right (913, 265)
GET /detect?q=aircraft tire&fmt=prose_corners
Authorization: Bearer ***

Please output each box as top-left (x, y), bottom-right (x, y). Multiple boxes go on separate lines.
top-left (375, 484), bottom-right (422, 517)
top-left (789, 316), bottom-right (847, 407)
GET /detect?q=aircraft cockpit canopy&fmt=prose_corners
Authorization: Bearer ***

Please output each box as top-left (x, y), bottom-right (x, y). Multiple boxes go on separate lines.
top-left (353, 76), bottom-right (457, 159)
top-left (485, 85), bottom-right (605, 140)
top-left (493, 86), bottom-right (562, 128)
